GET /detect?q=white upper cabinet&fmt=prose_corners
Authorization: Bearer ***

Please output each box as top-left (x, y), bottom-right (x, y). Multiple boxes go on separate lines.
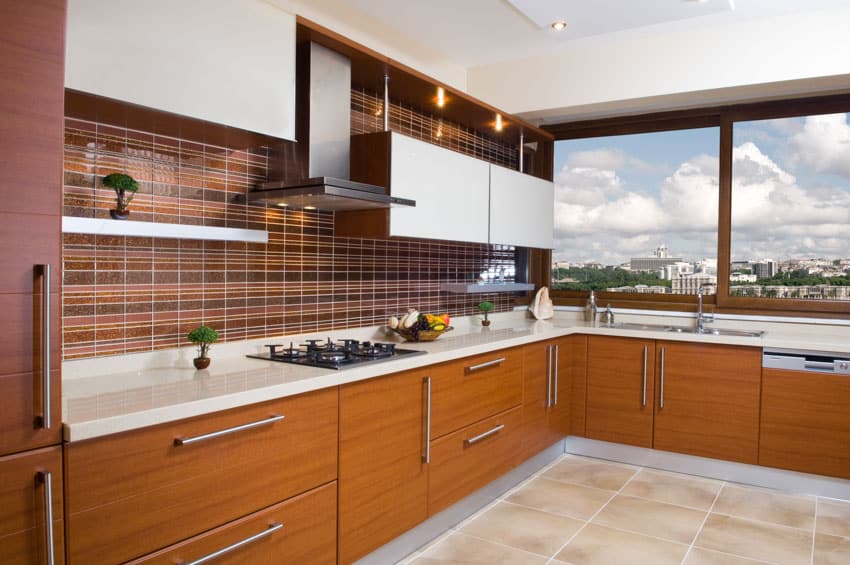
top-left (65, 0), bottom-right (296, 140)
top-left (489, 164), bottom-right (554, 249)
top-left (389, 133), bottom-right (491, 244)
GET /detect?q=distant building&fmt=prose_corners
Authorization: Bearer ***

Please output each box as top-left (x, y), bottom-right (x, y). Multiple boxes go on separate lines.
top-left (672, 273), bottom-right (717, 295)
top-left (659, 262), bottom-right (693, 280)
top-left (753, 260), bottom-right (777, 279)
top-left (630, 245), bottom-right (683, 272)
top-left (730, 261), bottom-right (752, 272)
top-left (730, 284), bottom-right (850, 300)
top-left (606, 285), bottom-right (669, 294)
top-left (730, 272), bottom-right (757, 283)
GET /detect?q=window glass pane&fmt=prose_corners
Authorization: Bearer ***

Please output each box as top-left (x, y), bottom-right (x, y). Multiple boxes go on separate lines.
top-left (552, 128), bottom-right (719, 295)
top-left (731, 113), bottom-right (850, 301)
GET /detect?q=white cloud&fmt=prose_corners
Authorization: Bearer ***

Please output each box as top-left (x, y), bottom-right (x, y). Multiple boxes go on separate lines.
top-left (788, 113), bottom-right (850, 179)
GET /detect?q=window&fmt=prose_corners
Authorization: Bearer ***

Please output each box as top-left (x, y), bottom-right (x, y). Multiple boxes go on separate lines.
top-left (730, 113), bottom-right (850, 302)
top-left (552, 128), bottom-right (719, 296)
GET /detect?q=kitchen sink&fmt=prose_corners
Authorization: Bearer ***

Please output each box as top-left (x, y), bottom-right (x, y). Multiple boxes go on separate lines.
top-left (666, 326), bottom-right (765, 338)
top-left (608, 322), bottom-right (672, 331)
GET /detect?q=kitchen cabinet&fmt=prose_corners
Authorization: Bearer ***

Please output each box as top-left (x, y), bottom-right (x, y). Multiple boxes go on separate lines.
top-left (65, 0), bottom-right (296, 140)
top-left (0, 0), bottom-right (64, 459)
top-left (489, 164), bottom-right (554, 249)
top-left (339, 131), bottom-right (554, 248)
top-left (760, 367), bottom-right (850, 479)
top-left (65, 388), bottom-right (338, 564)
top-left (653, 341), bottom-right (760, 463)
top-left (0, 446), bottom-right (65, 565)
top-left (126, 482), bottom-right (337, 565)
top-left (520, 335), bottom-right (586, 461)
top-left (338, 369), bottom-right (429, 564)
top-left (586, 336), bottom-right (656, 448)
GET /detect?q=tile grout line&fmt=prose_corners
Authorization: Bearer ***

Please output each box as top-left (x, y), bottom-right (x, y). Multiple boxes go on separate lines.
top-left (543, 462), bottom-right (644, 564)
top-left (680, 480), bottom-right (726, 564)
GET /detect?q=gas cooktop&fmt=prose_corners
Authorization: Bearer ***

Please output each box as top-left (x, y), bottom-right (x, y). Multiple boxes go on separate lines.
top-left (246, 337), bottom-right (425, 370)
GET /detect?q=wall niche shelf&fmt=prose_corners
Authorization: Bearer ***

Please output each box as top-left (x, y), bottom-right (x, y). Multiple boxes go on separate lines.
top-left (62, 217), bottom-right (269, 243)
top-left (440, 282), bottom-right (535, 294)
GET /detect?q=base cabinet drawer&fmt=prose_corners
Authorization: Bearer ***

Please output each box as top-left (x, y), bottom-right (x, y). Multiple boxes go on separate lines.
top-left (0, 446), bottom-right (65, 565)
top-left (127, 481), bottom-right (337, 565)
top-left (66, 388), bottom-right (338, 564)
top-left (429, 406), bottom-right (521, 514)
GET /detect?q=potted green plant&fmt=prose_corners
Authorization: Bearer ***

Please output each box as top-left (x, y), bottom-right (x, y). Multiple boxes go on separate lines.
top-left (102, 173), bottom-right (139, 220)
top-left (478, 301), bottom-right (495, 327)
top-left (187, 325), bottom-right (219, 369)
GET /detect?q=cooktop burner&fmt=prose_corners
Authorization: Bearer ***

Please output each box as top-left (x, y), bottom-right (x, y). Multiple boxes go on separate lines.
top-left (247, 337), bottom-right (424, 369)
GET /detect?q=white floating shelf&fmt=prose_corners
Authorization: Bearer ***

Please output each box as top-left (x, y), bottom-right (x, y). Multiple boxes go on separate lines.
top-left (440, 282), bottom-right (535, 294)
top-left (62, 217), bottom-right (268, 243)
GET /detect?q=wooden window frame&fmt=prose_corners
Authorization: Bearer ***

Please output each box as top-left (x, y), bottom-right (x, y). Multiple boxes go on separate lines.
top-left (538, 92), bottom-right (850, 319)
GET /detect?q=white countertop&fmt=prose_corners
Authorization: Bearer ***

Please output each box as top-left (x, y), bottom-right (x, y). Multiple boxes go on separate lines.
top-left (62, 310), bottom-right (850, 441)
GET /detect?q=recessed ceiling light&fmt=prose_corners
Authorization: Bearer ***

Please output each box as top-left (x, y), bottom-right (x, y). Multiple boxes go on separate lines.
top-left (495, 113), bottom-right (504, 132)
top-left (436, 87), bottom-right (446, 108)
top-left (551, 20), bottom-right (567, 31)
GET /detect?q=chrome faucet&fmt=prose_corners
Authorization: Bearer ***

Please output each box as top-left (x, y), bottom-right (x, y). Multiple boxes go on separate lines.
top-left (696, 283), bottom-right (716, 333)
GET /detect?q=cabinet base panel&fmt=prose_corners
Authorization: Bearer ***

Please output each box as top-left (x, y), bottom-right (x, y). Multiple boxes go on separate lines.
top-left (354, 440), bottom-right (565, 565)
top-left (564, 437), bottom-right (850, 501)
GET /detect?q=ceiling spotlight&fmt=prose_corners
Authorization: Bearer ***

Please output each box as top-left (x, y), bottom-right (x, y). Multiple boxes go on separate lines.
top-left (436, 87), bottom-right (446, 108)
top-left (551, 20), bottom-right (567, 31)
top-left (495, 113), bottom-right (504, 132)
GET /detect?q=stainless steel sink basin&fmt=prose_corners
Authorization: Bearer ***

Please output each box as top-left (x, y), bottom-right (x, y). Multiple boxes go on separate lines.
top-left (666, 326), bottom-right (765, 338)
top-left (608, 322), bottom-right (672, 332)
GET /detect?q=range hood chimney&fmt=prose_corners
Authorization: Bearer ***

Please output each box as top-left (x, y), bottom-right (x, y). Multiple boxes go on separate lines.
top-left (246, 42), bottom-right (414, 211)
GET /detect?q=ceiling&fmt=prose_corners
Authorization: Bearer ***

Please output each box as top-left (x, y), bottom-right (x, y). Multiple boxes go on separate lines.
top-left (338, 0), bottom-right (850, 68)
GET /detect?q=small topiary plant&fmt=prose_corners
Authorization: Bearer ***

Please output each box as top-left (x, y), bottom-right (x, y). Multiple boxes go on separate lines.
top-left (478, 301), bottom-right (495, 326)
top-left (187, 325), bottom-right (219, 369)
top-left (102, 173), bottom-right (139, 219)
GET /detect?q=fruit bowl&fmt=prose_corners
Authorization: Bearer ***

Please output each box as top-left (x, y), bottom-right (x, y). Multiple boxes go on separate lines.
top-left (391, 326), bottom-right (454, 342)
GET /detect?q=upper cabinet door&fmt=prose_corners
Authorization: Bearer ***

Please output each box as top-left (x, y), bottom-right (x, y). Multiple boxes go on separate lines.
top-left (489, 164), bottom-right (554, 248)
top-left (389, 134), bottom-right (490, 244)
top-left (65, 0), bottom-right (296, 140)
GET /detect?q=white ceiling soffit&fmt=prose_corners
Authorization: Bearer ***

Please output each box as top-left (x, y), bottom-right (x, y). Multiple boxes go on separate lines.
top-left (507, 0), bottom-right (734, 37)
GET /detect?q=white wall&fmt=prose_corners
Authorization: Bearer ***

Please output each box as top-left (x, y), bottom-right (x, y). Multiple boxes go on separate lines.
top-left (467, 6), bottom-right (850, 123)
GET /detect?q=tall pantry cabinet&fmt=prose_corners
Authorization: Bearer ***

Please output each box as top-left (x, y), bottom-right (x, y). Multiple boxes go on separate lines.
top-left (0, 1), bottom-right (66, 563)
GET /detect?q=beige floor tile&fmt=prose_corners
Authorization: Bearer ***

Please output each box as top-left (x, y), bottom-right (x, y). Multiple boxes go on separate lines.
top-left (621, 468), bottom-right (722, 510)
top-left (696, 513), bottom-right (813, 564)
top-left (459, 501), bottom-right (583, 557)
top-left (684, 547), bottom-right (772, 565)
top-left (713, 483), bottom-right (816, 530)
top-left (542, 456), bottom-right (638, 491)
top-left (556, 522), bottom-right (688, 565)
top-left (411, 532), bottom-right (549, 565)
top-left (505, 476), bottom-right (613, 520)
top-left (817, 499), bottom-right (850, 539)
top-left (814, 533), bottom-right (850, 565)
top-left (592, 494), bottom-right (707, 544)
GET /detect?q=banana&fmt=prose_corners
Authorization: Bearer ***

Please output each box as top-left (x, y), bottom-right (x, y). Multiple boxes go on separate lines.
top-left (402, 309), bottom-right (419, 328)
top-left (388, 316), bottom-right (399, 329)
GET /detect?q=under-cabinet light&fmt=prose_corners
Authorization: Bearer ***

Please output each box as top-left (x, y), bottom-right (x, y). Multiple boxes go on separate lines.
top-left (436, 87), bottom-right (446, 107)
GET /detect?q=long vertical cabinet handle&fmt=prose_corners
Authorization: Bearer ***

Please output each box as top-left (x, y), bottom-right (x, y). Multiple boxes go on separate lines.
top-left (39, 264), bottom-right (51, 429)
top-left (422, 376), bottom-right (431, 464)
top-left (545, 346), bottom-right (552, 408)
top-left (552, 345), bottom-right (559, 406)
top-left (658, 347), bottom-right (665, 410)
top-left (641, 346), bottom-right (648, 407)
top-left (38, 471), bottom-right (55, 565)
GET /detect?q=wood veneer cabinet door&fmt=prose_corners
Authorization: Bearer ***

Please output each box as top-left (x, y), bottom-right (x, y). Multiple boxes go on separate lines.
top-left (338, 370), bottom-right (429, 565)
top-left (653, 342), bottom-right (760, 464)
top-left (760, 368), bottom-right (850, 478)
top-left (0, 446), bottom-right (65, 564)
top-left (520, 341), bottom-right (554, 461)
top-left (430, 347), bottom-right (523, 439)
top-left (586, 336), bottom-right (655, 447)
top-left (65, 389), bottom-right (338, 564)
top-left (429, 406), bottom-right (522, 515)
top-left (550, 335), bottom-right (586, 439)
top-left (126, 482), bottom-right (337, 565)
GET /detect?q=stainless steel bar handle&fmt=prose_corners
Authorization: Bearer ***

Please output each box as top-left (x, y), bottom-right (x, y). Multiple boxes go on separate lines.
top-left (552, 345), bottom-right (560, 406)
top-left (659, 347), bottom-right (665, 410)
top-left (39, 471), bottom-right (55, 565)
top-left (422, 376), bottom-right (431, 464)
top-left (465, 357), bottom-right (506, 373)
top-left (174, 415), bottom-right (285, 446)
top-left (40, 264), bottom-right (51, 429)
top-left (181, 523), bottom-right (283, 565)
top-left (464, 424), bottom-right (505, 446)
top-left (641, 346), bottom-right (648, 408)
top-left (545, 346), bottom-right (552, 408)
top-left (804, 361), bottom-right (835, 371)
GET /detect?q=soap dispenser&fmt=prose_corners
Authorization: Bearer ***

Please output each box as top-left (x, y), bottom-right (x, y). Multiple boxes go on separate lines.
top-left (584, 290), bottom-right (598, 322)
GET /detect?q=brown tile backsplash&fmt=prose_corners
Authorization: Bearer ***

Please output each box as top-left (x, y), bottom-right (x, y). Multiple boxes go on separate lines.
top-left (63, 113), bottom-right (519, 360)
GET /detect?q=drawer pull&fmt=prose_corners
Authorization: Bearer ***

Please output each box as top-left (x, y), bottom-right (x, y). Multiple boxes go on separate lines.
top-left (174, 415), bottom-right (285, 446)
top-left (38, 471), bottom-right (55, 565)
top-left (546, 346), bottom-right (553, 408)
top-left (179, 522), bottom-right (283, 565)
top-left (659, 347), bottom-right (665, 410)
top-left (553, 344), bottom-right (560, 406)
top-left (39, 264), bottom-right (51, 429)
top-left (641, 345), bottom-right (648, 408)
top-left (423, 376), bottom-right (432, 464)
top-left (464, 424), bottom-right (505, 446)
top-left (465, 357), bottom-right (506, 373)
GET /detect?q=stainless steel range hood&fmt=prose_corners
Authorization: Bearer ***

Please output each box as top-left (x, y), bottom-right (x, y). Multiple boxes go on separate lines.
top-left (245, 42), bottom-right (413, 212)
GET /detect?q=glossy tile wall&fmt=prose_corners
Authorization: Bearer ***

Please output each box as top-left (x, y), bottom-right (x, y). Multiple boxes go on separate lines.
top-left (62, 118), bottom-right (518, 360)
